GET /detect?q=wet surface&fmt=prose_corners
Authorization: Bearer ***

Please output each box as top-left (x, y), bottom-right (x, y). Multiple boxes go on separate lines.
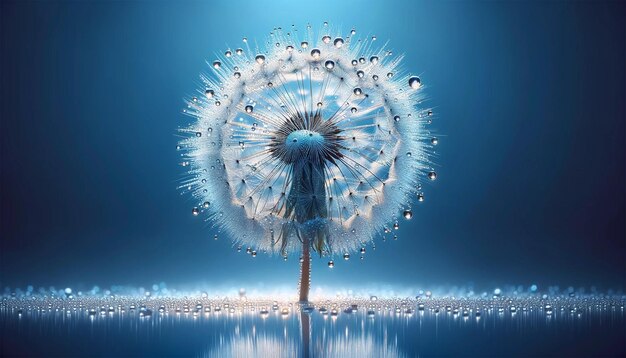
top-left (1, 295), bottom-right (624, 357)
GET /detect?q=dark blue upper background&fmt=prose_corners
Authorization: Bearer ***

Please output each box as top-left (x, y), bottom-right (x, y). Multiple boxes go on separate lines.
top-left (1, 0), bottom-right (624, 292)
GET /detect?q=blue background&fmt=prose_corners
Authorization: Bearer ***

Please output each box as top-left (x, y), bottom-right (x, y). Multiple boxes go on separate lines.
top-left (1, 0), bottom-right (624, 293)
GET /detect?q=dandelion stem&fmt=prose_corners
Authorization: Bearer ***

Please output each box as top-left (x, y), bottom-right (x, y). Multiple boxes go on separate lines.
top-left (299, 237), bottom-right (311, 302)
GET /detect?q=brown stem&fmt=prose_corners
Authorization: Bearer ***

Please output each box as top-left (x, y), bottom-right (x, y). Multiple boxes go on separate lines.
top-left (299, 238), bottom-right (311, 303)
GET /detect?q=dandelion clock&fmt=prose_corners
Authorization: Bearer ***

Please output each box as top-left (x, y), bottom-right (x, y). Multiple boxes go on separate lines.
top-left (178, 24), bottom-right (437, 302)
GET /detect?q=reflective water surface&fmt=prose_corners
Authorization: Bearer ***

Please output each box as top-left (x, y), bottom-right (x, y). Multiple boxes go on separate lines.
top-left (1, 296), bottom-right (625, 357)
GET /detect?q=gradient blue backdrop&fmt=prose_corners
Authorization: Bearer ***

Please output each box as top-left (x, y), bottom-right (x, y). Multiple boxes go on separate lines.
top-left (1, 0), bottom-right (624, 293)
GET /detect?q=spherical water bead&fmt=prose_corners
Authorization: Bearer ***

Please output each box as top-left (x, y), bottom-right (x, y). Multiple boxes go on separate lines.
top-left (310, 49), bottom-right (321, 59)
top-left (205, 89), bottom-right (215, 99)
top-left (328, 260), bottom-right (335, 268)
top-left (431, 137), bottom-right (439, 145)
top-left (403, 209), bottom-right (413, 220)
top-left (417, 193), bottom-right (425, 202)
top-left (353, 88), bottom-right (362, 95)
top-left (343, 253), bottom-right (350, 260)
top-left (300, 41), bottom-right (308, 48)
top-left (372, 75), bottom-right (379, 81)
top-left (233, 72), bottom-right (241, 79)
top-left (428, 171), bottom-right (437, 180)
top-left (286, 45), bottom-right (294, 52)
top-left (360, 247), bottom-right (366, 254)
top-left (203, 201), bottom-right (210, 208)
top-left (245, 105), bottom-right (254, 113)
top-left (409, 76), bottom-right (421, 89)
top-left (225, 50), bottom-right (232, 57)
top-left (393, 222), bottom-right (399, 230)
top-left (406, 152), bottom-right (412, 157)
top-left (351, 59), bottom-right (358, 66)
top-left (333, 37), bottom-right (344, 48)
top-left (357, 70), bottom-right (365, 78)
top-left (235, 48), bottom-right (243, 55)
top-left (350, 107), bottom-right (357, 113)
top-left (370, 56), bottom-right (379, 64)
top-left (371, 35), bottom-right (377, 41)
top-left (192, 207), bottom-right (200, 216)
top-left (359, 57), bottom-right (366, 64)
top-left (242, 37), bottom-right (248, 43)
top-left (387, 72), bottom-right (394, 78)
top-left (255, 54), bottom-right (266, 64)
top-left (212, 61), bottom-right (222, 69)
top-left (324, 60), bottom-right (335, 70)
top-left (195, 132), bottom-right (202, 137)
top-left (322, 35), bottom-right (331, 44)
top-left (251, 251), bottom-right (257, 257)
top-left (394, 115), bottom-right (400, 122)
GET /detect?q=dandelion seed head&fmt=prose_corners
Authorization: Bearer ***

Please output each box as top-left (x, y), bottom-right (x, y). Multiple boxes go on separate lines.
top-left (179, 24), bottom-right (437, 256)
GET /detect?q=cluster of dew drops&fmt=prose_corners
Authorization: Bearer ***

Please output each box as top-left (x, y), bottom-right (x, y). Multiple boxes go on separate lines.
top-left (3, 285), bottom-right (623, 322)
top-left (182, 24), bottom-right (441, 266)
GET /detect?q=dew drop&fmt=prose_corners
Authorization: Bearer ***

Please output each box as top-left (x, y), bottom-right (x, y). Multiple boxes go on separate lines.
top-left (310, 48), bottom-right (321, 59)
top-left (255, 54), bottom-right (266, 64)
top-left (431, 137), bottom-right (438, 145)
top-left (212, 61), bottom-right (221, 69)
top-left (324, 60), bottom-right (335, 70)
top-left (357, 70), bottom-right (364, 78)
top-left (333, 37), bottom-right (344, 48)
top-left (235, 48), bottom-right (243, 55)
top-left (343, 253), bottom-right (350, 260)
top-left (322, 35), bottom-right (331, 44)
top-left (205, 89), bottom-right (215, 99)
top-left (394, 115), bottom-right (400, 122)
top-left (328, 260), bottom-right (334, 268)
top-left (203, 201), bottom-right (210, 208)
top-left (387, 72), bottom-right (394, 78)
top-left (225, 50), bottom-right (232, 57)
top-left (192, 207), bottom-right (200, 216)
top-left (350, 107), bottom-right (357, 113)
top-left (417, 192), bottom-right (425, 202)
top-left (403, 210), bottom-right (413, 220)
top-left (428, 171), bottom-right (437, 180)
top-left (245, 105), bottom-right (254, 113)
top-left (351, 59), bottom-right (358, 66)
top-left (409, 76), bottom-right (421, 89)
top-left (353, 88), bottom-right (362, 95)
top-left (370, 56), bottom-right (379, 64)
top-left (301, 41), bottom-right (309, 49)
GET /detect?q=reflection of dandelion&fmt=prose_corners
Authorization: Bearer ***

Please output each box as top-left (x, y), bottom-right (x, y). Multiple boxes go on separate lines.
top-left (179, 24), bottom-right (437, 301)
top-left (201, 332), bottom-right (404, 358)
